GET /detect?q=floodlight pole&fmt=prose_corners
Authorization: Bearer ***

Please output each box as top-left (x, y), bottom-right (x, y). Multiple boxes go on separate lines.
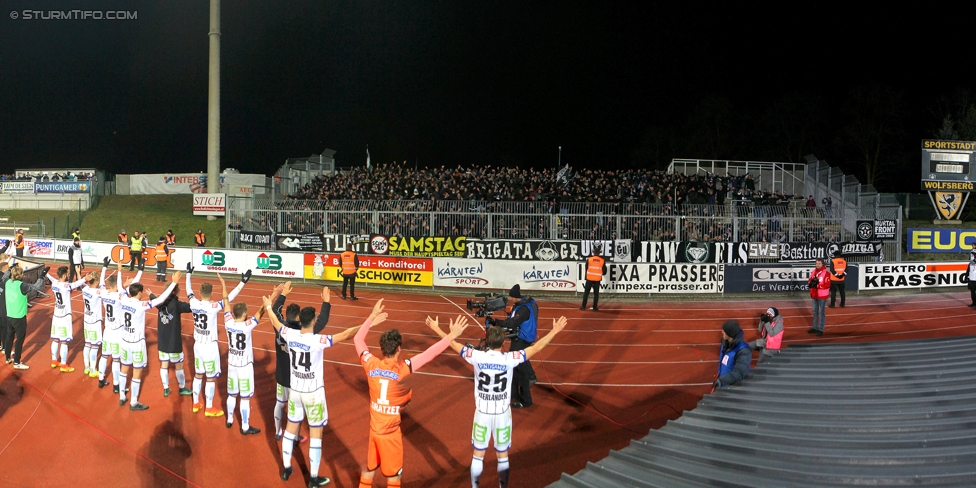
top-left (558, 146), bottom-right (562, 168)
top-left (206, 0), bottom-right (221, 220)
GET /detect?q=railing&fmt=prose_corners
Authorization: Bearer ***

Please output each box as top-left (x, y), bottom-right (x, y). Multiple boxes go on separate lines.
top-left (226, 198), bottom-right (902, 262)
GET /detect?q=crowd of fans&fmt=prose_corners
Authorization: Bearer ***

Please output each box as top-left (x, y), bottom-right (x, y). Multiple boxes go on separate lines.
top-left (0, 171), bottom-right (95, 182)
top-left (229, 162), bottom-right (839, 243)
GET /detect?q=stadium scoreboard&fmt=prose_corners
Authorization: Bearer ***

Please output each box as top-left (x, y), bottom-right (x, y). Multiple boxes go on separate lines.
top-left (921, 139), bottom-right (976, 191)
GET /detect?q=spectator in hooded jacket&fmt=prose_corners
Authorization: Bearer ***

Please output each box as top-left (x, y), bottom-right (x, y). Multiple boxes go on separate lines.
top-left (750, 307), bottom-right (784, 364)
top-left (713, 320), bottom-right (751, 389)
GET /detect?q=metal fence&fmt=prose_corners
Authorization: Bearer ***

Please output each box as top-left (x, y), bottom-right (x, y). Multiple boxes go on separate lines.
top-left (226, 197), bottom-right (902, 261)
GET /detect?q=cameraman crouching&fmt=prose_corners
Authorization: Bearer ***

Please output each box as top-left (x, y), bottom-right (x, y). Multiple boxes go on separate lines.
top-left (750, 307), bottom-right (784, 364)
top-left (489, 284), bottom-right (538, 408)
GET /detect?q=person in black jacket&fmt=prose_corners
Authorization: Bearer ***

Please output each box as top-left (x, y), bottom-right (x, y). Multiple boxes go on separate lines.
top-left (713, 320), bottom-right (751, 389)
top-left (68, 237), bottom-right (84, 282)
top-left (151, 284), bottom-right (192, 397)
top-left (489, 285), bottom-right (539, 408)
top-left (270, 280), bottom-right (310, 443)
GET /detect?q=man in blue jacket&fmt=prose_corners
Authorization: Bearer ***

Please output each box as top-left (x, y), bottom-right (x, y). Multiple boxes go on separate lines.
top-left (714, 320), bottom-right (751, 389)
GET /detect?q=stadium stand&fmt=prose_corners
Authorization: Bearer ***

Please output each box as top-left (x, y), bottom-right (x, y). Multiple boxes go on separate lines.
top-left (549, 335), bottom-right (976, 487)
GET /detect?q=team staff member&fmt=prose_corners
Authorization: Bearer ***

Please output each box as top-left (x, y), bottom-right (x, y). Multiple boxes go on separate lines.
top-left (118, 229), bottom-right (128, 244)
top-left (808, 258), bottom-right (831, 336)
top-left (68, 237), bottom-right (84, 282)
top-left (341, 248), bottom-right (360, 300)
top-left (713, 320), bottom-right (751, 389)
top-left (829, 252), bottom-right (847, 308)
top-left (490, 284), bottom-right (538, 408)
top-left (129, 231), bottom-right (144, 270)
top-left (4, 262), bottom-right (49, 369)
top-left (195, 229), bottom-right (206, 247)
top-left (155, 236), bottom-right (171, 282)
top-left (969, 254), bottom-right (976, 308)
top-left (166, 230), bottom-right (176, 246)
top-left (580, 245), bottom-right (606, 311)
top-left (14, 230), bottom-right (25, 257)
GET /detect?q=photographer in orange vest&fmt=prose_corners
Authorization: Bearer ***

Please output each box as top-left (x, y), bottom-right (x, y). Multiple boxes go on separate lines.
top-left (155, 236), bottom-right (171, 282)
top-left (117, 229), bottom-right (128, 244)
top-left (340, 248), bottom-right (359, 300)
top-left (194, 229), bottom-right (206, 247)
top-left (580, 245), bottom-right (607, 311)
top-left (829, 252), bottom-right (847, 308)
top-left (165, 230), bottom-right (176, 246)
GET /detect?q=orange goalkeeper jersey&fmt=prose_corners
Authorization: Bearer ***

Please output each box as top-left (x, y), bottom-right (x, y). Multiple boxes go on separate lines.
top-left (361, 351), bottom-right (413, 435)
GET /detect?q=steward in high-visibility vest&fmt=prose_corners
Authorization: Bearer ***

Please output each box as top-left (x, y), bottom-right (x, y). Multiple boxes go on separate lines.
top-left (129, 232), bottom-right (144, 271)
top-left (829, 255), bottom-right (847, 308)
top-left (165, 230), bottom-right (176, 246)
top-left (580, 246), bottom-right (607, 311)
top-left (14, 230), bottom-right (25, 257)
top-left (155, 237), bottom-right (171, 282)
top-left (194, 230), bottom-right (206, 247)
top-left (340, 250), bottom-right (359, 300)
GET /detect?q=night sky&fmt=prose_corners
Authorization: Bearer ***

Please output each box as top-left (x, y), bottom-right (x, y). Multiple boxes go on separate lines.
top-left (0, 2), bottom-right (966, 191)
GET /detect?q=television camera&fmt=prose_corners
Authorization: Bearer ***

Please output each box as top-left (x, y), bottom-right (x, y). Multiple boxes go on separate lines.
top-left (465, 293), bottom-right (518, 351)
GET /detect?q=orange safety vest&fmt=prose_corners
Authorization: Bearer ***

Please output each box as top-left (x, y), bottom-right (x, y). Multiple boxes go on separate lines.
top-left (156, 243), bottom-right (169, 262)
top-left (118, 233), bottom-right (127, 243)
top-left (831, 257), bottom-right (847, 282)
top-left (194, 233), bottom-right (205, 246)
top-left (586, 255), bottom-right (605, 282)
top-left (166, 234), bottom-right (176, 245)
top-left (341, 251), bottom-right (357, 276)
top-left (14, 234), bottom-right (24, 249)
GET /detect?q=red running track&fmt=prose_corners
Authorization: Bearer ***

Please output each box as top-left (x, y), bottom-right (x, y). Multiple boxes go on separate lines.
top-left (2, 278), bottom-right (976, 487)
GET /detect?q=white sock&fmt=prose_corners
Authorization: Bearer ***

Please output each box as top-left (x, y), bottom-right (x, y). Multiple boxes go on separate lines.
top-left (59, 343), bottom-right (68, 365)
top-left (498, 457), bottom-right (510, 488)
top-left (130, 378), bottom-right (142, 405)
top-left (309, 438), bottom-right (322, 477)
top-left (282, 431), bottom-right (295, 468)
top-left (98, 357), bottom-right (108, 380)
top-left (51, 341), bottom-right (58, 361)
top-left (89, 346), bottom-right (98, 370)
top-left (227, 395), bottom-right (238, 418)
top-left (240, 399), bottom-right (251, 429)
top-left (112, 360), bottom-right (120, 385)
top-left (193, 378), bottom-right (202, 403)
top-left (205, 381), bottom-right (215, 408)
top-left (119, 373), bottom-right (128, 400)
top-left (274, 399), bottom-right (286, 435)
top-left (471, 456), bottom-right (484, 487)
top-left (160, 367), bottom-right (170, 389)
top-left (83, 345), bottom-right (91, 370)
top-left (175, 369), bottom-right (186, 388)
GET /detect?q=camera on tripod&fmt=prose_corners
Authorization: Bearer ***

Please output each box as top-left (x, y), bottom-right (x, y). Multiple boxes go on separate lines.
top-left (466, 293), bottom-right (508, 318)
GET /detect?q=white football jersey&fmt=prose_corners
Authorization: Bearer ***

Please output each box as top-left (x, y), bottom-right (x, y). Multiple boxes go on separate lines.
top-left (49, 277), bottom-right (84, 320)
top-left (82, 285), bottom-right (105, 323)
top-left (280, 327), bottom-right (333, 393)
top-left (119, 295), bottom-right (151, 343)
top-left (189, 298), bottom-right (224, 345)
top-left (461, 346), bottom-right (525, 415)
top-left (224, 312), bottom-right (259, 368)
top-left (102, 288), bottom-right (125, 330)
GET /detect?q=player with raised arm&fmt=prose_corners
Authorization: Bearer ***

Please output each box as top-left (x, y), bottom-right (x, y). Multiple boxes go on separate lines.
top-left (428, 314), bottom-right (568, 488)
top-left (186, 265), bottom-right (250, 416)
top-left (223, 282), bottom-right (280, 434)
top-left (118, 270), bottom-right (181, 410)
top-left (271, 280), bottom-right (309, 443)
top-left (263, 286), bottom-right (365, 488)
top-left (355, 304), bottom-right (469, 488)
top-left (99, 260), bottom-right (140, 391)
top-left (80, 260), bottom-right (109, 378)
top-left (46, 265), bottom-right (88, 372)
